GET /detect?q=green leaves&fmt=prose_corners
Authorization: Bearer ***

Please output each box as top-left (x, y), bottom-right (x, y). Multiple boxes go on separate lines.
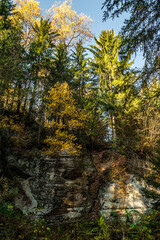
top-left (0, 0), bottom-right (14, 30)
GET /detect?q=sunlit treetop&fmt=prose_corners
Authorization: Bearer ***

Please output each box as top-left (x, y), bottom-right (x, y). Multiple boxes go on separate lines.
top-left (47, 0), bottom-right (93, 48)
top-left (13, 0), bottom-right (41, 24)
top-left (12, 0), bottom-right (42, 46)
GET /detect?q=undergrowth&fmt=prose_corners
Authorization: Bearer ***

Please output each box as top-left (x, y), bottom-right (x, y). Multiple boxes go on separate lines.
top-left (0, 202), bottom-right (159, 240)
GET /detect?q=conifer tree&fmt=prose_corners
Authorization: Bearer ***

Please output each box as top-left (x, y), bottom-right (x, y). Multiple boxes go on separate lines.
top-left (0, 0), bottom-right (25, 114)
top-left (90, 30), bottom-right (136, 141)
top-left (51, 42), bottom-right (72, 85)
top-left (0, 0), bottom-right (14, 29)
top-left (71, 40), bottom-right (90, 98)
top-left (28, 18), bottom-right (58, 116)
top-left (102, 0), bottom-right (160, 81)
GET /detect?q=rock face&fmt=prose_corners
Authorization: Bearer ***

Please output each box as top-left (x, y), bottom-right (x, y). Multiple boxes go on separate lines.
top-left (8, 153), bottom-right (94, 221)
top-left (6, 151), bottom-right (159, 221)
top-left (100, 175), bottom-right (154, 220)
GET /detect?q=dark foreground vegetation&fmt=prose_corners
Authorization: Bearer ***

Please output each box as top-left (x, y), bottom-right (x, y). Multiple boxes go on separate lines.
top-left (0, 0), bottom-right (160, 239)
top-left (0, 203), bottom-right (160, 240)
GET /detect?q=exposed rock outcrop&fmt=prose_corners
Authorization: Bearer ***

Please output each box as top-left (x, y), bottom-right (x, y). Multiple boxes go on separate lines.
top-left (4, 150), bottom-right (159, 222)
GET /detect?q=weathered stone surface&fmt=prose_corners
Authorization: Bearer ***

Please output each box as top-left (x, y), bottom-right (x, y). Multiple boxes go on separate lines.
top-left (14, 179), bottom-right (37, 214)
top-left (100, 174), bottom-right (160, 220)
top-left (8, 153), bottom-right (94, 221)
top-left (7, 152), bottom-right (159, 222)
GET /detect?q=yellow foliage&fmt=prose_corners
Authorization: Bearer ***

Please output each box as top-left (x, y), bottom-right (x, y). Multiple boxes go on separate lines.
top-left (0, 115), bottom-right (31, 150)
top-left (44, 82), bottom-right (86, 155)
top-left (47, 0), bottom-right (93, 47)
top-left (1, 88), bottom-right (28, 113)
top-left (12, 0), bottom-right (42, 46)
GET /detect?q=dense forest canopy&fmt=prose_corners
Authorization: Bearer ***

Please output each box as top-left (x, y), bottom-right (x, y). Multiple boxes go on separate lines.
top-left (0, 0), bottom-right (159, 156)
top-left (0, 0), bottom-right (160, 239)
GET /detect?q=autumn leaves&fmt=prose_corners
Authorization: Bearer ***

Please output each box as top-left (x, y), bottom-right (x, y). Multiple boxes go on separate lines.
top-left (13, 0), bottom-right (93, 48)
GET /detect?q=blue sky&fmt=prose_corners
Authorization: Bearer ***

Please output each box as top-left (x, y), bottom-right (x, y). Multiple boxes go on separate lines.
top-left (38, 0), bottom-right (144, 68)
top-left (39, 0), bottom-right (127, 37)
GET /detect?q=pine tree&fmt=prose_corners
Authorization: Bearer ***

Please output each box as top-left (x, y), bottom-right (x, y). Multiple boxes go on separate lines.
top-left (51, 42), bottom-right (72, 85)
top-left (71, 40), bottom-right (90, 98)
top-left (0, 0), bottom-right (25, 114)
top-left (90, 30), bottom-right (136, 142)
top-left (102, 0), bottom-right (160, 81)
top-left (28, 18), bottom-right (58, 116)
